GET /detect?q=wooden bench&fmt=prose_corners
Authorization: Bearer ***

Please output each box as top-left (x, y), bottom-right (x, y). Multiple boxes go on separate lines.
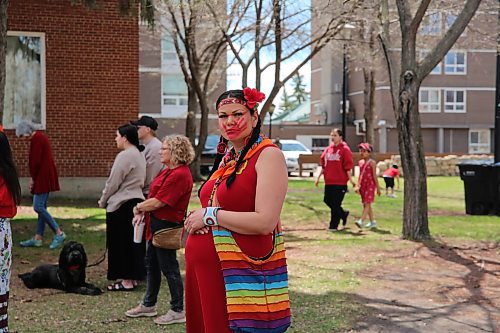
top-left (298, 152), bottom-right (395, 177)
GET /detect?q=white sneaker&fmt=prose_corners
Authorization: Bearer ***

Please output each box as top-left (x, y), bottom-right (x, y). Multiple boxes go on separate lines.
top-left (154, 310), bottom-right (186, 325)
top-left (125, 304), bottom-right (157, 318)
top-left (355, 219), bottom-right (363, 228)
top-left (365, 221), bottom-right (377, 228)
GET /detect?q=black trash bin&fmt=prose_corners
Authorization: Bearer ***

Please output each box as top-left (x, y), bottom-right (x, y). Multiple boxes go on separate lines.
top-left (458, 162), bottom-right (494, 215)
top-left (491, 164), bottom-right (500, 216)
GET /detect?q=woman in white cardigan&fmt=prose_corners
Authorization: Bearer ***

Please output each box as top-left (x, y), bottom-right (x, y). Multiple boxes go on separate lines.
top-left (99, 124), bottom-right (147, 291)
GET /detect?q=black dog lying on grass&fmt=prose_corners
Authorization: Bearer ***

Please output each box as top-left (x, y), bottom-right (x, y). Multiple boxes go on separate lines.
top-left (19, 241), bottom-right (102, 296)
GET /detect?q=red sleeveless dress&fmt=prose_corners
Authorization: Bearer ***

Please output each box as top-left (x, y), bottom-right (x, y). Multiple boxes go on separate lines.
top-left (185, 148), bottom-right (274, 333)
top-left (359, 159), bottom-right (377, 204)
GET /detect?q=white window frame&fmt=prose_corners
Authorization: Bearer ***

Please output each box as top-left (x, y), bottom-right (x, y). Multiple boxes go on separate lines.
top-left (161, 35), bottom-right (179, 66)
top-left (445, 13), bottom-right (467, 36)
top-left (161, 94), bottom-right (188, 107)
top-left (420, 12), bottom-right (441, 36)
top-left (419, 88), bottom-right (441, 113)
top-left (418, 50), bottom-right (441, 75)
top-left (444, 89), bottom-right (466, 113)
top-left (444, 50), bottom-right (467, 75)
top-left (468, 129), bottom-right (490, 154)
top-left (4, 31), bottom-right (46, 129)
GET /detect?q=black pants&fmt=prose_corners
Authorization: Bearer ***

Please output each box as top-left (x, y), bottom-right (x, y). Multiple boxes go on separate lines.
top-left (142, 240), bottom-right (184, 312)
top-left (324, 185), bottom-right (347, 230)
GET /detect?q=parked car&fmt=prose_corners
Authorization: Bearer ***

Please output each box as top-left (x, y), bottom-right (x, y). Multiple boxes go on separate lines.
top-left (280, 139), bottom-right (317, 177)
top-left (199, 134), bottom-right (220, 175)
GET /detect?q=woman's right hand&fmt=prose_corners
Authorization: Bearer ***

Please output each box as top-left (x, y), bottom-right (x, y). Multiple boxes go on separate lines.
top-left (132, 214), bottom-right (143, 226)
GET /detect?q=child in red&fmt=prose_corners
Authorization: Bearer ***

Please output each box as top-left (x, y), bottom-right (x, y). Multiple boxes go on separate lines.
top-left (354, 143), bottom-right (380, 228)
top-left (382, 164), bottom-right (400, 197)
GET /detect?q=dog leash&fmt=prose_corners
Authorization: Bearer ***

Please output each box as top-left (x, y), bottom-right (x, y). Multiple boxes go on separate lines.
top-left (87, 248), bottom-right (107, 268)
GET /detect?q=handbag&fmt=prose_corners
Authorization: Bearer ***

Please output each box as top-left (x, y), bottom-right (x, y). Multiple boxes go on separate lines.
top-left (210, 178), bottom-right (291, 332)
top-left (150, 214), bottom-right (184, 250)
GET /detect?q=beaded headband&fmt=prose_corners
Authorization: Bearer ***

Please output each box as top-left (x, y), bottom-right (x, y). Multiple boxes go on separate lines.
top-left (218, 98), bottom-right (247, 109)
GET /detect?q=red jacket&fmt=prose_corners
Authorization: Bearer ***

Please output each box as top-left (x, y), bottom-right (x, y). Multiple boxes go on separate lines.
top-left (0, 176), bottom-right (17, 218)
top-left (29, 131), bottom-right (60, 194)
top-left (320, 141), bottom-right (354, 185)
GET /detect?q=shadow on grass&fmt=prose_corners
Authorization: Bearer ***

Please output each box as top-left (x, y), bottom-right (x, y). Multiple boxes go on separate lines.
top-left (20, 197), bottom-right (99, 208)
top-left (293, 287), bottom-right (498, 332)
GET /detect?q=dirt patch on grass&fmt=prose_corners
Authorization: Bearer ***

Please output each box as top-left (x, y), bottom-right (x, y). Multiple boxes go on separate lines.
top-left (349, 239), bottom-right (499, 333)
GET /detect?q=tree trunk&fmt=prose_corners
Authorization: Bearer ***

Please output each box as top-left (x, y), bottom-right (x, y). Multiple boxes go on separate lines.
top-left (397, 71), bottom-right (430, 240)
top-left (185, 87), bottom-right (203, 181)
top-left (363, 68), bottom-right (375, 144)
top-left (0, 0), bottom-right (8, 127)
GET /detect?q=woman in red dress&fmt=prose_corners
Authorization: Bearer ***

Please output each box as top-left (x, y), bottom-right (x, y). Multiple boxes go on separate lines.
top-left (183, 88), bottom-right (290, 332)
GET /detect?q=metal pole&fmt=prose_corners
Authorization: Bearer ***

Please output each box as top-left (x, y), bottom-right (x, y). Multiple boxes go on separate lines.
top-left (342, 44), bottom-right (347, 140)
top-left (269, 114), bottom-right (273, 139)
top-left (495, 50), bottom-right (500, 163)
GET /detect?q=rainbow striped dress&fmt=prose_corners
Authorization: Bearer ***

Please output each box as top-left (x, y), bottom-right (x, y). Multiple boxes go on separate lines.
top-left (212, 226), bottom-right (292, 332)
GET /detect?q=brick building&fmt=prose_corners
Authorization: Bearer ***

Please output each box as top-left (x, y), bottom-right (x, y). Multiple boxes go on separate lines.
top-left (5, 0), bottom-right (139, 197)
top-left (310, 1), bottom-right (497, 154)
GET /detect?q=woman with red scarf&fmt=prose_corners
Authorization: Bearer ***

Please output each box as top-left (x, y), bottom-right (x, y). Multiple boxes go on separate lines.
top-left (183, 88), bottom-right (291, 332)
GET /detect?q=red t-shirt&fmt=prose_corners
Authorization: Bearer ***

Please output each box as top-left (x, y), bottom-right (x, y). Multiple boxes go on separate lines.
top-left (148, 166), bottom-right (193, 222)
top-left (383, 167), bottom-right (400, 178)
top-left (320, 141), bottom-right (354, 185)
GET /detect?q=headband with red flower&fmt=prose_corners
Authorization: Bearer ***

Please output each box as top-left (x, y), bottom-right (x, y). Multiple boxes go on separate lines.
top-left (218, 87), bottom-right (266, 111)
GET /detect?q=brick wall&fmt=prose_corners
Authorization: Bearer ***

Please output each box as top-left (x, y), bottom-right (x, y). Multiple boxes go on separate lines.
top-left (6, 0), bottom-right (139, 177)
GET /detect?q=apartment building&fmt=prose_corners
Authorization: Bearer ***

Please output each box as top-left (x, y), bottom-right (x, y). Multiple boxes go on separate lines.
top-left (311, 1), bottom-right (497, 154)
top-left (139, 14), bottom-right (225, 138)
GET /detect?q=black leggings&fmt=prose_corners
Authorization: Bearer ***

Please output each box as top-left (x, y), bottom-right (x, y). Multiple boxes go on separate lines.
top-left (324, 185), bottom-right (347, 229)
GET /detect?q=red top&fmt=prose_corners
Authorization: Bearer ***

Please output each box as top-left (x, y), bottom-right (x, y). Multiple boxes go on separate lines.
top-left (383, 167), bottom-right (400, 178)
top-left (184, 146), bottom-right (274, 333)
top-left (145, 166), bottom-right (193, 240)
top-left (320, 141), bottom-right (354, 185)
top-left (29, 131), bottom-right (60, 194)
top-left (0, 176), bottom-right (17, 218)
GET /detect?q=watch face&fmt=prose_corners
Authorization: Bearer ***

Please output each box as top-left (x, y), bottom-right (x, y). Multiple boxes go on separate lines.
top-left (205, 217), bottom-right (216, 226)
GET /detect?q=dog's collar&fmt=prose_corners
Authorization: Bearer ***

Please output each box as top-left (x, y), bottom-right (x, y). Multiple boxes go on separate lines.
top-left (68, 265), bottom-right (80, 271)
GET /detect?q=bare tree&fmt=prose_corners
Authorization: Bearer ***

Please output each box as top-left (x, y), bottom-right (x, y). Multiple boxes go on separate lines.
top-left (159, 0), bottom-right (228, 179)
top-left (208, 0), bottom-right (362, 120)
top-left (378, 0), bottom-right (482, 240)
top-left (0, 0), bottom-right (7, 128)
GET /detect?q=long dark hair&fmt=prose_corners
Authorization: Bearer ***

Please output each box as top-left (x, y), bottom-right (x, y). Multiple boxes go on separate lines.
top-left (0, 132), bottom-right (21, 204)
top-left (118, 124), bottom-right (145, 152)
top-left (201, 89), bottom-right (263, 194)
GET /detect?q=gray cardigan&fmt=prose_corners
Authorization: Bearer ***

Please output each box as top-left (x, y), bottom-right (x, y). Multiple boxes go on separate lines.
top-left (98, 147), bottom-right (146, 212)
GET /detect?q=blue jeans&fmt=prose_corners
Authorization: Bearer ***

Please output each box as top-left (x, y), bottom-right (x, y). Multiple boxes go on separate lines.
top-left (33, 193), bottom-right (59, 236)
top-left (142, 240), bottom-right (183, 312)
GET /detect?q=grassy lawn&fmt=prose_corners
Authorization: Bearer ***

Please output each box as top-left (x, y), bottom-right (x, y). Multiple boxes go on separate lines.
top-left (9, 177), bottom-right (500, 332)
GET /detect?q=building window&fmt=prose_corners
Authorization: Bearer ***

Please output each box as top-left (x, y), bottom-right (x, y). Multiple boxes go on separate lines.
top-left (312, 138), bottom-right (330, 152)
top-left (420, 12), bottom-right (441, 35)
top-left (445, 13), bottom-right (466, 36)
top-left (161, 35), bottom-right (178, 65)
top-left (444, 51), bottom-right (466, 74)
top-left (419, 89), bottom-right (440, 113)
top-left (418, 50), bottom-right (441, 74)
top-left (444, 90), bottom-right (466, 113)
top-left (468, 129), bottom-right (490, 154)
top-left (162, 74), bottom-right (187, 107)
top-left (3, 32), bottom-right (45, 129)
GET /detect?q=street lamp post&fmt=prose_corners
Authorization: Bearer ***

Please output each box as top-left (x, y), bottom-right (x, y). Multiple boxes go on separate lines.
top-left (342, 44), bottom-right (347, 140)
top-left (268, 104), bottom-right (275, 139)
top-left (340, 23), bottom-right (355, 141)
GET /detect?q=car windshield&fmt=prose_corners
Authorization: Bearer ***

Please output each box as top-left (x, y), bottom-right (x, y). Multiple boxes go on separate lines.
top-left (282, 143), bottom-right (308, 152)
top-left (204, 135), bottom-right (219, 149)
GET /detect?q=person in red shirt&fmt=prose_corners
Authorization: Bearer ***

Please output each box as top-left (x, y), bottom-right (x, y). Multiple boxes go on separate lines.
top-left (16, 121), bottom-right (66, 249)
top-left (382, 164), bottom-right (400, 197)
top-left (315, 128), bottom-right (355, 231)
top-left (0, 131), bottom-right (21, 333)
top-left (127, 135), bottom-right (194, 325)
